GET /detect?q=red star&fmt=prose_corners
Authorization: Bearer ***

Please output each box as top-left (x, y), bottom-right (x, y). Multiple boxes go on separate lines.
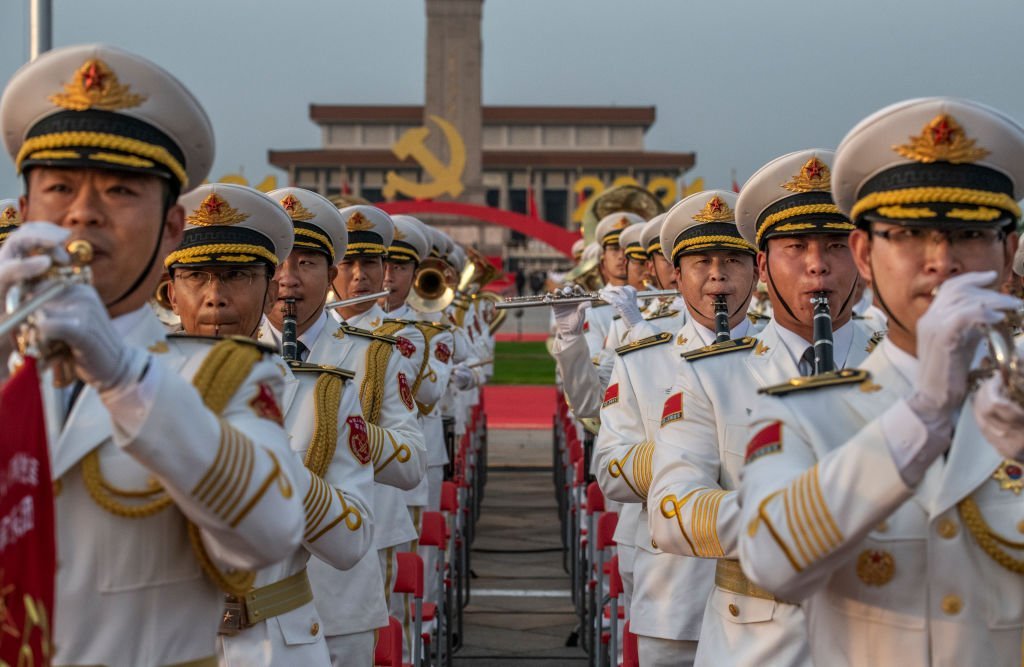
top-left (282, 196), bottom-right (297, 212)
top-left (708, 197), bottom-right (723, 213)
top-left (82, 62), bottom-right (105, 91)
top-left (870, 553), bottom-right (883, 563)
top-left (931, 117), bottom-right (954, 144)
top-left (805, 159), bottom-right (824, 180)
top-left (204, 196), bottom-right (224, 215)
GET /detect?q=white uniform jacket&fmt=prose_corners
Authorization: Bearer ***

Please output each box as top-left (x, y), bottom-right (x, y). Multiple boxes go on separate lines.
top-left (739, 338), bottom-right (1024, 667)
top-left (52, 307), bottom-right (304, 667)
top-left (649, 319), bottom-right (874, 667)
top-left (219, 363), bottom-right (376, 666)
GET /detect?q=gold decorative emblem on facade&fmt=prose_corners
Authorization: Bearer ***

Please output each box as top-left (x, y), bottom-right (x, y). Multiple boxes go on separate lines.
top-left (782, 157), bottom-right (831, 193)
top-left (187, 193), bottom-right (249, 226)
top-left (993, 459), bottom-right (1024, 495)
top-left (0, 206), bottom-right (22, 226)
top-left (855, 549), bottom-right (895, 586)
top-left (692, 195), bottom-right (734, 223)
top-left (49, 58), bottom-right (147, 111)
top-left (279, 194), bottom-right (314, 222)
top-left (893, 114), bottom-right (990, 164)
top-left (346, 211), bottom-right (373, 231)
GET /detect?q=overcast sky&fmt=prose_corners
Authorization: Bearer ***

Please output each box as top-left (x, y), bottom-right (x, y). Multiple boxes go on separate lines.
top-left (1, 0), bottom-right (1021, 200)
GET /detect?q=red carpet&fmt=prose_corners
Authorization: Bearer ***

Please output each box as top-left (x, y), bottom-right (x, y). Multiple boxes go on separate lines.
top-left (485, 385), bottom-right (556, 429)
top-left (495, 332), bottom-right (549, 342)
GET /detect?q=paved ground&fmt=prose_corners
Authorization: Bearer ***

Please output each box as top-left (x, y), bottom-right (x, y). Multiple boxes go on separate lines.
top-left (454, 429), bottom-right (586, 666)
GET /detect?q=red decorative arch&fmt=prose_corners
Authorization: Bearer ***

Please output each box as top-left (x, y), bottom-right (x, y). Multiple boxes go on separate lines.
top-left (376, 201), bottom-right (577, 258)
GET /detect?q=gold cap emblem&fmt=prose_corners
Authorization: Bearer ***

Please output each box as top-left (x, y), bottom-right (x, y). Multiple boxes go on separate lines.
top-left (855, 549), bottom-right (895, 586)
top-left (612, 215), bottom-right (630, 230)
top-left (0, 206), bottom-right (22, 226)
top-left (893, 113), bottom-right (990, 164)
top-left (347, 211), bottom-right (373, 231)
top-left (187, 193), bottom-right (249, 226)
top-left (782, 157), bottom-right (831, 193)
top-left (48, 58), bottom-right (147, 112)
top-left (393, 228), bottom-right (407, 241)
top-left (279, 194), bottom-right (314, 222)
top-left (692, 195), bottom-right (734, 223)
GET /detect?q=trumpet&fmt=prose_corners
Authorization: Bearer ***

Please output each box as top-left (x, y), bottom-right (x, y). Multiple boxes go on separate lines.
top-left (408, 258), bottom-right (455, 313)
top-left (496, 287), bottom-right (678, 310)
top-left (0, 239), bottom-right (94, 341)
top-left (325, 289), bottom-right (391, 310)
top-left (982, 311), bottom-right (1024, 404)
top-left (713, 295), bottom-right (731, 343)
top-left (810, 291), bottom-right (835, 374)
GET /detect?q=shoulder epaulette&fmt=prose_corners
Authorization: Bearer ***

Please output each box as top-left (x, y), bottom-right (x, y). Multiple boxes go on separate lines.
top-left (615, 332), bottom-right (673, 356)
top-left (747, 313), bottom-right (770, 324)
top-left (647, 309), bottom-right (680, 322)
top-left (681, 336), bottom-right (758, 361)
top-left (167, 333), bottom-right (278, 355)
top-left (336, 324), bottom-right (398, 344)
top-left (866, 330), bottom-right (887, 353)
top-left (384, 317), bottom-right (418, 327)
top-left (287, 360), bottom-right (355, 380)
top-left (759, 368), bottom-right (872, 397)
top-left (417, 321), bottom-right (451, 332)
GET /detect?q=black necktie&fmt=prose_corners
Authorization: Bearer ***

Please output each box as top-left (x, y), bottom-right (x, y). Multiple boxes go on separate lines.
top-left (798, 346), bottom-right (815, 377)
top-left (296, 341), bottom-right (309, 362)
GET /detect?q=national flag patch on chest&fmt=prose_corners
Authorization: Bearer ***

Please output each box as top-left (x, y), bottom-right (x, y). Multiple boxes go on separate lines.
top-left (602, 383), bottom-right (619, 407)
top-left (745, 421), bottom-right (782, 464)
top-left (660, 392), bottom-right (683, 426)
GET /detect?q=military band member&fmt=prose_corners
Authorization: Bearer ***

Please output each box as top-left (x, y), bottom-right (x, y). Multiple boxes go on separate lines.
top-left (0, 44), bottom-right (304, 666)
top-left (737, 98), bottom-right (1024, 666)
top-left (650, 152), bottom-right (878, 667)
top-left (165, 184), bottom-right (375, 666)
top-left (596, 191), bottom-right (757, 666)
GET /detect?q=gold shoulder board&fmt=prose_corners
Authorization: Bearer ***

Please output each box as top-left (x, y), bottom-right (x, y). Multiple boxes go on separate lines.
top-left (759, 368), bottom-right (871, 396)
top-left (338, 324), bottom-right (398, 344)
top-left (747, 313), bottom-right (770, 324)
top-left (416, 321), bottom-right (451, 333)
top-left (646, 309), bottom-right (680, 322)
top-left (384, 317), bottom-right (418, 326)
top-left (681, 336), bottom-right (758, 362)
top-left (866, 330), bottom-right (887, 353)
top-left (167, 333), bottom-right (278, 355)
top-left (287, 360), bottom-right (355, 381)
top-left (615, 331), bottom-right (673, 356)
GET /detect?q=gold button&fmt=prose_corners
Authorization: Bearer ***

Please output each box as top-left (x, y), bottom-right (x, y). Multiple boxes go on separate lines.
top-left (651, 539), bottom-right (658, 550)
top-left (941, 594), bottom-right (962, 615)
top-left (310, 622), bottom-right (319, 636)
top-left (937, 518), bottom-right (959, 539)
top-left (728, 603), bottom-right (740, 617)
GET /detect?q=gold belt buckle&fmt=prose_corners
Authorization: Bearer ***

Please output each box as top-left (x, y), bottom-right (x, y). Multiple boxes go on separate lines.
top-left (219, 595), bottom-right (247, 636)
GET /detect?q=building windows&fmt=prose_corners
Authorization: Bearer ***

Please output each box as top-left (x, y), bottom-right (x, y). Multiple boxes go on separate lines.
top-left (508, 188), bottom-right (527, 214)
top-left (542, 125), bottom-right (571, 147)
top-left (361, 187), bottom-right (383, 203)
top-left (486, 188), bottom-right (500, 208)
top-left (576, 126), bottom-right (605, 148)
top-left (610, 126), bottom-right (642, 148)
top-left (361, 125), bottom-right (392, 146)
top-left (508, 125), bottom-right (537, 147)
top-left (543, 189), bottom-right (568, 227)
top-left (328, 124), bottom-right (356, 146)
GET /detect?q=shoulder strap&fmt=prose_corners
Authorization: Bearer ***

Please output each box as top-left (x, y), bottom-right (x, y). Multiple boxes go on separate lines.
top-left (361, 321), bottom-right (406, 423)
top-left (681, 336), bottom-right (758, 362)
top-left (303, 372), bottom-right (346, 477)
top-left (758, 369), bottom-right (873, 396)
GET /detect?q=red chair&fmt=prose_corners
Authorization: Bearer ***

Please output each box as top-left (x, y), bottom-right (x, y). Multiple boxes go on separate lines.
top-left (394, 552), bottom-right (425, 667)
top-left (621, 620), bottom-right (639, 667)
top-left (419, 510), bottom-right (450, 665)
top-left (592, 511), bottom-right (618, 659)
top-left (373, 616), bottom-right (404, 667)
top-left (601, 554), bottom-right (624, 667)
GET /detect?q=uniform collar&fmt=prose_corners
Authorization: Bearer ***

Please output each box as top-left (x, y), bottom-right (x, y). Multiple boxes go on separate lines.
top-left (261, 310), bottom-right (328, 353)
top-left (346, 302), bottom-right (386, 331)
top-left (690, 317), bottom-right (751, 347)
top-left (774, 319), bottom-right (856, 369)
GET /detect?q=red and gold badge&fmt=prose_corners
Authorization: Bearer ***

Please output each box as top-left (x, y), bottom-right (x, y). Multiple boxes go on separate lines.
top-left (346, 415), bottom-right (371, 465)
top-left (745, 421), bottom-right (782, 464)
top-left (249, 382), bottom-right (284, 426)
top-left (855, 549), bottom-right (895, 586)
top-left (396, 336), bottom-right (416, 358)
top-left (398, 372), bottom-right (414, 410)
top-left (435, 342), bottom-right (451, 363)
top-left (660, 392), bottom-right (683, 426)
top-left (603, 383), bottom-right (620, 408)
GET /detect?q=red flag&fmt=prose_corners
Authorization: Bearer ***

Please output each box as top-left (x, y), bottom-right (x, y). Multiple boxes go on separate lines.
top-left (731, 169), bottom-right (740, 193)
top-left (0, 357), bottom-right (56, 665)
top-left (341, 178), bottom-right (352, 196)
top-left (527, 185), bottom-right (539, 219)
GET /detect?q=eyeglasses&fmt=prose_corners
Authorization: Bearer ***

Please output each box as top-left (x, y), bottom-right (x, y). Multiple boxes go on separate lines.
top-left (174, 268), bottom-right (265, 290)
top-left (872, 226), bottom-right (1005, 253)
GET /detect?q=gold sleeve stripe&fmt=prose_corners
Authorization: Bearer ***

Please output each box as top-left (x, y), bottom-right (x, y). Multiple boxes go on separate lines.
top-left (631, 441), bottom-right (655, 498)
top-left (793, 471), bottom-right (826, 560)
top-left (780, 465), bottom-right (842, 569)
top-left (754, 489), bottom-right (804, 572)
top-left (808, 465), bottom-right (842, 548)
top-left (659, 487), bottom-right (704, 554)
top-left (193, 423), bottom-right (256, 525)
top-left (367, 423), bottom-right (387, 465)
top-left (373, 427), bottom-right (412, 475)
top-left (782, 484), bottom-right (812, 567)
top-left (229, 449), bottom-right (290, 528)
top-left (303, 474), bottom-right (332, 541)
top-left (692, 489), bottom-right (729, 558)
top-left (309, 489), bottom-right (363, 542)
top-left (607, 444), bottom-right (642, 500)
top-left (217, 430), bottom-right (255, 522)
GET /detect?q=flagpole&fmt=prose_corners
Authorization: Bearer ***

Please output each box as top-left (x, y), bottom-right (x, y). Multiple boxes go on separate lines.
top-left (29, 0), bottom-right (52, 61)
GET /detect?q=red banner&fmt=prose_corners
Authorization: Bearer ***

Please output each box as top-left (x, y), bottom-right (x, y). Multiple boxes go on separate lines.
top-left (0, 357), bottom-right (55, 665)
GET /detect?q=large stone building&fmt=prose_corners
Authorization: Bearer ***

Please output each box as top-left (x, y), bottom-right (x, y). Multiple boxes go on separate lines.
top-left (268, 0), bottom-right (694, 266)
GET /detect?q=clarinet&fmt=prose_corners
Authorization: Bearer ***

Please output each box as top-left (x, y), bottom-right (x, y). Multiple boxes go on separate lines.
top-left (810, 291), bottom-right (835, 374)
top-left (713, 295), bottom-right (731, 343)
top-left (281, 298), bottom-right (299, 362)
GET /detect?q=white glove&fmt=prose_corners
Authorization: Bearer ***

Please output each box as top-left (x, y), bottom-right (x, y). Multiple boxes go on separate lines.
top-left (0, 222), bottom-right (71, 305)
top-left (451, 363), bottom-right (477, 390)
top-left (552, 287), bottom-right (590, 339)
top-left (973, 375), bottom-right (1024, 461)
top-left (908, 271), bottom-right (1022, 426)
top-left (598, 285), bottom-right (642, 328)
top-left (34, 284), bottom-right (148, 393)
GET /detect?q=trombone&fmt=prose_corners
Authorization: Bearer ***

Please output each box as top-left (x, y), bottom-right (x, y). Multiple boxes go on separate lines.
top-left (408, 258), bottom-right (456, 313)
top-left (496, 287), bottom-right (677, 310)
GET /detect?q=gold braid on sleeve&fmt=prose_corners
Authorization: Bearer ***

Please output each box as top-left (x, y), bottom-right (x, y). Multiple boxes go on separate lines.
top-left (360, 322), bottom-right (405, 424)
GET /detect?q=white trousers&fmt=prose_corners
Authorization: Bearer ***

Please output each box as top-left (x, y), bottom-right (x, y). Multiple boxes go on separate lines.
top-left (324, 630), bottom-right (374, 667)
top-left (637, 636), bottom-right (697, 667)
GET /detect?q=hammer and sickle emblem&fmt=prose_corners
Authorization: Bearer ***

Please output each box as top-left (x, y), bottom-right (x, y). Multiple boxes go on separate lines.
top-left (383, 114), bottom-right (466, 200)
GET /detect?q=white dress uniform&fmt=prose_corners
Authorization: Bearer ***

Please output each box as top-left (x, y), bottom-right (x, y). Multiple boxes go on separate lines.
top-left (0, 45), bottom-right (306, 667)
top-left (738, 97), bottom-right (1024, 667)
